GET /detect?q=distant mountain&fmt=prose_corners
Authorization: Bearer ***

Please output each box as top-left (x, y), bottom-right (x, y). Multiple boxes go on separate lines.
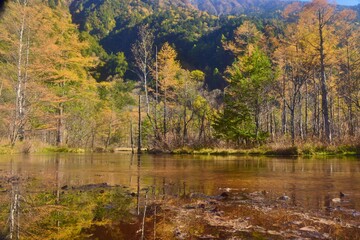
top-left (169, 0), bottom-right (359, 15)
top-left (197, 0), bottom-right (286, 14)
top-left (160, 0), bottom-right (289, 15)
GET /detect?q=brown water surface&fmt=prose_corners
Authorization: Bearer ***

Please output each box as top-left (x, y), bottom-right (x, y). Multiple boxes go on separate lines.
top-left (0, 153), bottom-right (359, 239)
top-left (0, 154), bottom-right (359, 210)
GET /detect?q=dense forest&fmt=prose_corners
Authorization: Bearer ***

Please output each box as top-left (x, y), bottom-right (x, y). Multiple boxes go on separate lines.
top-left (0, 0), bottom-right (359, 153)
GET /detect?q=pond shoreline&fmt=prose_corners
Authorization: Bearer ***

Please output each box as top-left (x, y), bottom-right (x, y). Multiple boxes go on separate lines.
top-left (168, 145), bottom-right (360, 157)
top-left (1, 143), bottom-right (359, 157)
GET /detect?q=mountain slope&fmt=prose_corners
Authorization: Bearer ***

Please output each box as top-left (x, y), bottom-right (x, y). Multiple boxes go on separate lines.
top-left (169, 0), bottom-right (360, 15)
top-left (187, 0), bottom-right (288, 15)
top-left (69, 0), bottom-right (359, 88)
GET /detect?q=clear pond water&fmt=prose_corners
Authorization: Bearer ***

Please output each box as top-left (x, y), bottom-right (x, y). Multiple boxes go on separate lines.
top-left (0, 153), bottom-right (359, 238)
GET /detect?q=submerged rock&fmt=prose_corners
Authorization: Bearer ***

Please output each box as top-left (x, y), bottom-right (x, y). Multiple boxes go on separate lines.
top-left (220, 192), bottom-right (229, 198)
top-left (300, 226), bottom-right (317, 232)
top-left (174, 228), bottom-right (187, 240)
top-left (197, 234), bottom-right (219, 239)
top-left (7, 176), bottom-right (20, 183)
top-left (278, 195), bottom-right (290, 201)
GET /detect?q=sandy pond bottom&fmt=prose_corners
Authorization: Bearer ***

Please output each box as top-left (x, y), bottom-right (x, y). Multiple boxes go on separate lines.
top-left (0, 153), bottom-right (359, 239)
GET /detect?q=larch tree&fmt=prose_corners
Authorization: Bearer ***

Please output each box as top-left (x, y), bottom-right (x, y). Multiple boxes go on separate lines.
top-left (296, 0), bottom-right (338, 143)
top-left (0, 0), bottom-right (33, 145)
top-left (176, 69), bottom-right (205, 145)
top-left (30, 4), bottom-right (96, 146)
top-left (336, 9), bottom-right (359, 138)
top-left (157, 42), bottom-right (181, 141)
top-left (223, 20), bottom-right (265, 57)
top-left (274, 24), bottom-right (314, 145)
top-left (284, 0), bottom-right (359, 143)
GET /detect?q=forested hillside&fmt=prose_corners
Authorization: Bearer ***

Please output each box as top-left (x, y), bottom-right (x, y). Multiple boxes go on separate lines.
top-left (0, 0), bottom-right (359, 153)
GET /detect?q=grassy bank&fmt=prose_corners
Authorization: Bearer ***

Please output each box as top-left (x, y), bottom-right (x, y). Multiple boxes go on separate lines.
top-left (0, 140), bottom-right (358, 157)
top-left (172, 144), bottom-right (360, 157)
top-left (0, 141), bottom-right (87, 154)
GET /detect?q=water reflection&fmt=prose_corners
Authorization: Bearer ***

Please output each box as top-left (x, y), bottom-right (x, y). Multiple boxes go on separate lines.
top-left (0, 154), bottom-right (359, 237)
top-left (1, 155), bottom-right (360, 204)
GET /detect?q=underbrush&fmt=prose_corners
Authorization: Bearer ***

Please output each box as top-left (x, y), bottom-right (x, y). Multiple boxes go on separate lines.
top-left (0, 139), bottom-right (86, 154)
top-left (172, 144), bottom-right (359, 157)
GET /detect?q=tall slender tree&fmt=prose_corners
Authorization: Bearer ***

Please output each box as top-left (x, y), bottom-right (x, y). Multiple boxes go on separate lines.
top-left (296, 0), bottom-right (339, 143)
top-left (157, 42), bottom-right (181, 141)
top-left (132, 25), bottom-right (154, 152)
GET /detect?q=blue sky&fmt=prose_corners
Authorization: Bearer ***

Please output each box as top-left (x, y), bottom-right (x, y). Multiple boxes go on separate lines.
top-left (330, 0), bottom-right (359, 5)
top-left (337, 0), bottom-right (359, 5)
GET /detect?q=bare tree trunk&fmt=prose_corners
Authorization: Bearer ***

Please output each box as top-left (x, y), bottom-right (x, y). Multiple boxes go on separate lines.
top-left (330, 96), bottom-right (334, 137)
top-left (312, 79), bottom-right (317, 137)
top-left (299, 93), bottom-right (304, 140)
top-left (154, 46), bottom-right (160, 141)
top-left (304, 80), bottom-right (308, 139)
top-left (9, 159), bottom-right (20, 240)
top-left (198, 113), bottom-right (205, 142)
top-left (105, 121), bottom-right (112, 150)
top-left (130, 120), bottom-right (134, 154)
top-left (132, 25), bottom-right (154, 115)
top-left (56, 103), bottom-right (64, 146)
top-left (318, 88), bottom-right (322, 137)
top-left (183, 104), bottom-right (187, 145)
top-left (137, 155), bottom-right (141, 215)
top-left (144, 71), bottom-right (150, 115)
top-left (19, 29), bottom-right (30, 142)
top-left (348, 102), bottom-right (354, 136)
top-left (282, 99), bottom-right (287, 135)
top-left (10, 183), bottom-right (20, 240)
top-left (318, 11), bottom-right (331, 143)
top-left (55, 155), bottom-right (61, 230)
top-left (337, 95), bottom-right (341, 139)
top-left (163, 90), bottom-right (167, 141)
top-left (255, 100), bottom-right (260, 139)
top-left (141, 190), bottom-right (148, 240)
top-left (270, 111), bottom-right (274, 141)
top-left (273, 112), bottom-right (277, 138)
top-left (138, 95), bottom-right (142, 153)
top-left (282, 74), bottom-right (287, 135)
top-left (10, 9), bottom-right (27, 146)
top-left (290, 107), bottom-right (295, 146)
top-left (345, 43), bottom-right (355, 137)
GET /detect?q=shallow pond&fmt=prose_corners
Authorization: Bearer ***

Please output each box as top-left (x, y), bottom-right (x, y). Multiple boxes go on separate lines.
top-left (0, 154), bottom-right (359, 239)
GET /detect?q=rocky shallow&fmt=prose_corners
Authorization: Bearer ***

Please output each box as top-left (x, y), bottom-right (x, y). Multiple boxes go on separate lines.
top-left (146, 189), bottom-right (360, 239)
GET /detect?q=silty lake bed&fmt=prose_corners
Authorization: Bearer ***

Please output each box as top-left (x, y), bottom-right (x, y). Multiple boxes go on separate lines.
top-left (0, 154), bottom-right (359, 239)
